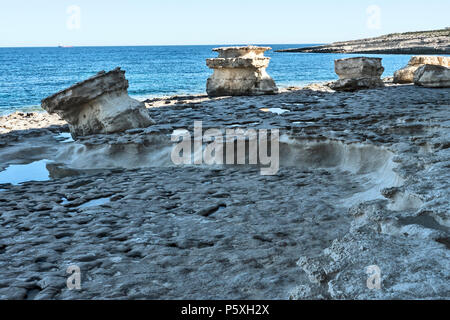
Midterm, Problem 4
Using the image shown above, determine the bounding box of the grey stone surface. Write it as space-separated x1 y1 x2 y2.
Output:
414 64 450 88
0 84 449 299
329 77 385 92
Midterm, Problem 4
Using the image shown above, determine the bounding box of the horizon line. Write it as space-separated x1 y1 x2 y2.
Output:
0 43 325 49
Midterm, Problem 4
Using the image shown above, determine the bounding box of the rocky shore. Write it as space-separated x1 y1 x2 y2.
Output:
0 82 449 299
277 29 450 54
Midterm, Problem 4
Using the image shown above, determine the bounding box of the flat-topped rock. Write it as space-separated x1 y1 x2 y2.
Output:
212 46 272 59
206 46 278 97
409 56 450 67
414 64 450 88
335 57 384 79
41 68 154 138
394 56 450 84
330 57 385 91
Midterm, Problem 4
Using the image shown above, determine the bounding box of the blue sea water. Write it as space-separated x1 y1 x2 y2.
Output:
0 45 415 115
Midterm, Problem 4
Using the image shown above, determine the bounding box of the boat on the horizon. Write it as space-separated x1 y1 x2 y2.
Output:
58 45 74 48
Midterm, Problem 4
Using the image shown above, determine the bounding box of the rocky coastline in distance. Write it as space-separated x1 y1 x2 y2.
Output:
276 28 450 54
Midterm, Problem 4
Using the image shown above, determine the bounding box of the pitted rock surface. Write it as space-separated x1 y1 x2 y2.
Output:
0 84 449 299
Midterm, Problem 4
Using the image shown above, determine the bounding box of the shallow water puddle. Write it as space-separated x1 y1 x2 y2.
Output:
0 160 51 185
55 132 74 143
398 215 449 233
228 122 260 128
293 121 317 125
78 197 111 209
260 108 289 115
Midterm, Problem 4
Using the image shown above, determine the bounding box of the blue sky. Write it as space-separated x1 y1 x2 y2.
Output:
0 0 448 47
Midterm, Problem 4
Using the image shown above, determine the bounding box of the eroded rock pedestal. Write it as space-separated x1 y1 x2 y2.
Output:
394 56 450 84
330 57 385 92
41 68 154 138
206 46 278 97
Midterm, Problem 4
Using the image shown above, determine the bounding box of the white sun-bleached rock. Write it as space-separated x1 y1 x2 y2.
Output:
206 46 278 97
330 57 385 92
335 57 385 79
414 64 450 88
394 56 450 84
41 68 154 138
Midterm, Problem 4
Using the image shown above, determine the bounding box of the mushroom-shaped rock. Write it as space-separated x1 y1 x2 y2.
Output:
330 57 385 91
41 68 154 138
206 46 278 97
414 64 450 88
394 56 450 84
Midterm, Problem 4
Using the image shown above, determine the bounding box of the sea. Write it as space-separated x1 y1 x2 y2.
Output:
0 45 415 115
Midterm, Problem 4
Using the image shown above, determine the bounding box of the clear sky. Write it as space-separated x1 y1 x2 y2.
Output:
0 0 448 47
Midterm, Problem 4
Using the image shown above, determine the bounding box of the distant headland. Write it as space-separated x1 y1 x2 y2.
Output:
276 28 450 54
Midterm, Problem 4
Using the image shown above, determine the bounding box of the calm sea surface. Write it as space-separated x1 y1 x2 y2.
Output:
0 45 415 115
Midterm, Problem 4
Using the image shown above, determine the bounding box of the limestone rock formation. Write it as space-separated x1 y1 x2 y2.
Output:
414 64 450 88
394 56 450 84
41 68 154 138
206 46 278 97
330 57 385 91
335 57 384 79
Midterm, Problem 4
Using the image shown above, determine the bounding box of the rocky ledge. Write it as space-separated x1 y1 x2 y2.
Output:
277 29 450 54
0 83 449 300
